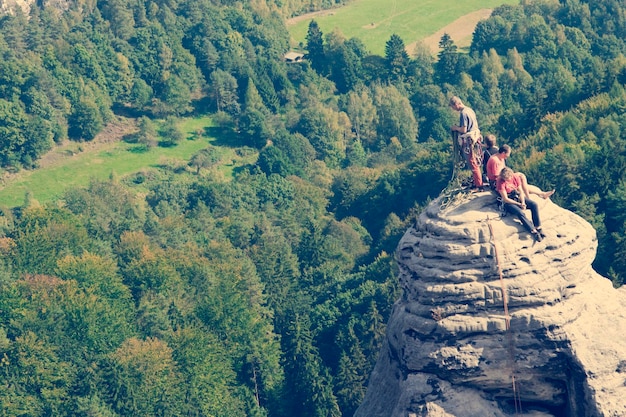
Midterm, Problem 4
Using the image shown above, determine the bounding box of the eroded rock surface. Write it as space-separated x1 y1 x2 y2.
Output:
355 192 626 417
0 0 71 16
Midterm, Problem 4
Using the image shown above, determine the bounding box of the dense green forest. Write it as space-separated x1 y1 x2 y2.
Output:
0 0 625 416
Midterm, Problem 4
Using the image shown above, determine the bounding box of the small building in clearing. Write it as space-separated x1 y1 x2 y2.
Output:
284 52 305 63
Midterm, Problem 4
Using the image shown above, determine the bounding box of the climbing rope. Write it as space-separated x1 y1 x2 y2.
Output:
487 217 523 416
439 131 484 210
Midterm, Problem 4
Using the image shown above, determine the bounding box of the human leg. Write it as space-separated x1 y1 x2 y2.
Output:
525 199 541 229
529 184 555 199
504 203 535 233
467 154 483 187
517 173 555 199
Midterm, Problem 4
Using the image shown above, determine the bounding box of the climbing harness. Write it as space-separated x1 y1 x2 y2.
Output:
487 217 523 416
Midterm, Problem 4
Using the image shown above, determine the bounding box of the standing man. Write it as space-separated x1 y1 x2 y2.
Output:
449 96 483 190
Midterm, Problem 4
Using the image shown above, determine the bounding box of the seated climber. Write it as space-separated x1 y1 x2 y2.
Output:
496 167 545 242
486 145 509 188
486 145 555 199
482 134 499 184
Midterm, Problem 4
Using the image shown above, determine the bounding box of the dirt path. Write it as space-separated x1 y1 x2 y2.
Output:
408 9 493 55
286 9 340 26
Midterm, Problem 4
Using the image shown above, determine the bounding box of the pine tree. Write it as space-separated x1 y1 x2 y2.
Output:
306 20 327 75
385 34 410 84
282 312 341 417
436 33 460 84
334 326 368 416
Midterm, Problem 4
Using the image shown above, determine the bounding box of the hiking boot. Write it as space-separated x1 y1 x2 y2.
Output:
469 185 487 192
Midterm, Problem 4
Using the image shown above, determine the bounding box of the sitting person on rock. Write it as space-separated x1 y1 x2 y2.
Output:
482 134 499 183
486 145 555 199
496 167 545 242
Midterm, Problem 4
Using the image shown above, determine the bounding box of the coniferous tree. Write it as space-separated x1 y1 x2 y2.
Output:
282 311 341 417
436 33 459 84
384 34 410 85
334 326 368 416
239 78 271 148
305 20 327 75
169 328 247 417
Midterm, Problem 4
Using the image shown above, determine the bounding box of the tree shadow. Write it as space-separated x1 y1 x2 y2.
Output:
128 145 151 154
205 126 243 148
232 164 254 176
157 140 179 148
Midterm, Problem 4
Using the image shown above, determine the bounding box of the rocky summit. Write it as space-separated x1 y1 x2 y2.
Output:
355 191 626 417
0 0 70 16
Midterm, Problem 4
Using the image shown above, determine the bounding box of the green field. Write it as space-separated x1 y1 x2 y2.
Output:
0 117 258 208
287 0 519 56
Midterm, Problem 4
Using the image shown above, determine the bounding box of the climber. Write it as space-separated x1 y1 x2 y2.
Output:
486 144 510 188
486 145 555 199
449 96 483 191
496 167 545 242
482 134 499 184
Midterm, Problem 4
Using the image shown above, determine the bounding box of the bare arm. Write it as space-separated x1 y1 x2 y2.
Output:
499 185 526 208
451 125 468 134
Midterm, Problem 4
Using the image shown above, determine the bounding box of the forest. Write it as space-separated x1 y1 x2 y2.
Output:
0 0 625 416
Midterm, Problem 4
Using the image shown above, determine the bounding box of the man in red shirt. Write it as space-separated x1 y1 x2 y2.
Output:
487 145 555 199
486 145 510 187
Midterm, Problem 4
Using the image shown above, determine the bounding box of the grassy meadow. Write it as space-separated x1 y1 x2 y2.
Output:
287 0 519 56
0 116 258 208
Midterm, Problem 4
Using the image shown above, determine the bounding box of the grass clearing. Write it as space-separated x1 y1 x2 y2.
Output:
287 0 518 55
0 116 258 208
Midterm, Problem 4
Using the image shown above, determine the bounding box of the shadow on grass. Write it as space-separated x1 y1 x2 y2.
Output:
128 145 150 154
150 162 189 174
205 126 244 148
232 165 254 176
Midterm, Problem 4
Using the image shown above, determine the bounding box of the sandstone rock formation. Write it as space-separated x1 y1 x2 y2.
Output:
0 0 70 16
355 191 626 417
0 0 32 15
